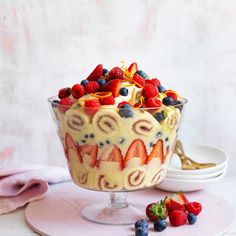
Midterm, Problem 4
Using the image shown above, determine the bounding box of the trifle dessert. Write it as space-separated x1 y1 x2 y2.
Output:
49 62 186 192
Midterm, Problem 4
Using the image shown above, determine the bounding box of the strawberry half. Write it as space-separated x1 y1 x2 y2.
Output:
124 139 147 167
146 201 168 221
79 144 98 167
65 133 82 163
86 64 103 81
128 62 138 76
100 79 122 97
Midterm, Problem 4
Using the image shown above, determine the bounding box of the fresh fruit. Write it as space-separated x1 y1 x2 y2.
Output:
135 70 148 79
146 97 162 108
102 68 109 76
154 112 165 122
58 87 71 99
135 226 148 236
128 62 138 76
166 90 177 100
71 84 85 99
147 139 164 163
119 87 129 96
162 96 173 106
100 95 115 105
145 201 168 221
142 84 158 98
165 198 186 214
58 97 73 112
86 64 103 81
100 79 122 97
65 133 82 163
186 202 202 216
154 219 167 232
158 85 166 93
187 213 197 224
109 67 124 80
84 99 101 115
167 192 189 206
97 78 106 86
79 144 98 167
84 81 100 94
132 74 145 88
80 79 89 86
118 104 134 118
124 139 148 167
151 78 161 86
169 210 187 227
117 101 131 108
135 219 148 229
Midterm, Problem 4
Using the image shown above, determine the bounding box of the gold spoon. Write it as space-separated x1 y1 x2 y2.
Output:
174 140 216 170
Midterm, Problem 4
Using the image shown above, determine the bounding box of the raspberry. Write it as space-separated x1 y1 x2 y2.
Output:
118 101 131 108
166 90 177 101
100 95 115 105
58 87 71 99
186 202 202 216
169 210 187 227
109 67 124 80
58 97 73 112
132 74 145 88
146 97 162 108
84 99 100 116
85 81 100 94
142 84 159 98
71 84 85 99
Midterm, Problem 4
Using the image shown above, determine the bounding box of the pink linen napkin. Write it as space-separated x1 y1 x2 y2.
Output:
0 166 71 215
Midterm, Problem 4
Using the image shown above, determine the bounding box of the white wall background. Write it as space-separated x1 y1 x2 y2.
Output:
0 0 236 175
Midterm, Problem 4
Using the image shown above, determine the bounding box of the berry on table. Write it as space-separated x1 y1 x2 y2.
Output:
162 96 173 106
71 84 85 99
154 219 167 232
186 202 202 216
118 104 134 118
135 226 148 236
145 201 168 222
58 87 71 99
98 78 106 86
135 219 148 229
158 85 166 93
81 79 89 86
135 70 148 79
169 210 187 227
109 67 124 80
85 81 100 94
142 84 158 99
187 213 197 225
119 87 129 96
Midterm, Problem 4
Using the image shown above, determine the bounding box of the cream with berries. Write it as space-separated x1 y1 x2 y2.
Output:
51 62 186 191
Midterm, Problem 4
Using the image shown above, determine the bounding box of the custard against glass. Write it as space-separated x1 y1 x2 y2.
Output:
48 62 187 224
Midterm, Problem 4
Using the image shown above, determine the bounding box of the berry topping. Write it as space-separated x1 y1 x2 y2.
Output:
119 87 129 96
151 78 161 86
100 95 115 105
154 112 165 122
162 96 173 106
132 74 145 88
102 68 109 76
128 62 138 76
80 79 89 86
142 84 159 98
118 104 134 118
58 97 73 112
85 81 100 94
145 201 168 221
158 85 166 93
84 99 101 115
109 67 124 80
166 90 177 100
117 101 131 108
71 84 85 99
97 78 106 86
186 202 202 216
169 210 187 227
135 70 148 79
135 226 148 236
86 64 103 81
154 219 167 232
146 97 162 108
187 213 197 225
58 87 71 99
135 219 148 229
100 79 122 97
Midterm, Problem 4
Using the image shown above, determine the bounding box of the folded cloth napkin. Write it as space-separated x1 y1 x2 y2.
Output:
0 166 71 215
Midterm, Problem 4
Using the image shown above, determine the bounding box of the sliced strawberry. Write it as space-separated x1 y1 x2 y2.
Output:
124 139 148 167
99 145 123 170
128 62 138 76
65 133 82 163
100 79 122 97
132 74 145 88
165 198 186 215
147 139 163 163
86 64 103 81
169 192 189 205
79 144 98 167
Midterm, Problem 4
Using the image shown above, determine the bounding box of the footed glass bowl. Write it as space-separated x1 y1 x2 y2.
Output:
48 96 187 225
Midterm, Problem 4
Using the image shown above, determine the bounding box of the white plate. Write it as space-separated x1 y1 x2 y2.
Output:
168 144 228 175
166 164 227 180
157 172 226 192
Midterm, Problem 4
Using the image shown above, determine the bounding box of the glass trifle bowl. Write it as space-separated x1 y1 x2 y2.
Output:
48 62 187 225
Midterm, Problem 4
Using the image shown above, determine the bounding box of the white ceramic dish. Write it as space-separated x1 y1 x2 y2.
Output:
157 171 226 192
167 144 228 175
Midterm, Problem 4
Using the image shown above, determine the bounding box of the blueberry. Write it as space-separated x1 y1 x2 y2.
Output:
158 85 166 93
163 96 173 106
119 87 129 96
81 79 89 86
135 219 148 229
188 213 197 225
98 78 106 86
154 219 167 232
154 112 165 122
52 100 59 108
135 70 148 79
119 105 134 118
102 68 109 76
135 226 148 236
121 104 132 109
172 100 183 111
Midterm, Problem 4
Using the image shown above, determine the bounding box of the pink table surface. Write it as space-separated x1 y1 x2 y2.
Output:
25 182 235 236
